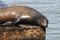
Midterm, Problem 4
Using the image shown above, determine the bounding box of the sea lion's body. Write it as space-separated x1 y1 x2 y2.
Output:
0 6 48 28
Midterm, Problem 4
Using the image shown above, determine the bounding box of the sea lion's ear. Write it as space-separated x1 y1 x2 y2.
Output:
41 19 48 27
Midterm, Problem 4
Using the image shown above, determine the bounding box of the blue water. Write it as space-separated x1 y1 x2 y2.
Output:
0 0 60 40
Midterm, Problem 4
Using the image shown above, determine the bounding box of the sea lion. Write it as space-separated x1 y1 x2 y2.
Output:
0 6 48 28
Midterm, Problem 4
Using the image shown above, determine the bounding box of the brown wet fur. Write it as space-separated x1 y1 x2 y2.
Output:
0 6 48 28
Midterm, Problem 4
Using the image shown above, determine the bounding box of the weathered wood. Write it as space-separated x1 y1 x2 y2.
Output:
0 25 45 40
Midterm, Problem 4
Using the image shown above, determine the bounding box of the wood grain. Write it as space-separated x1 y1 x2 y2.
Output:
0 25 45 40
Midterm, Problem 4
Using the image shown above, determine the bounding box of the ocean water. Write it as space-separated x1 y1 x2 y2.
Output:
1 0 60 40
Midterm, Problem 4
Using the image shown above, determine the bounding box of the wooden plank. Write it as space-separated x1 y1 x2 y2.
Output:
0 25 45 40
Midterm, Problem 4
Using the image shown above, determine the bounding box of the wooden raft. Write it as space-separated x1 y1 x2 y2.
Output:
0 25 45 40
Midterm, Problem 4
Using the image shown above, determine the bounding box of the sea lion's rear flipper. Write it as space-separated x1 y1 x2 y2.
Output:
2 19 17 26
2 21 12 26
